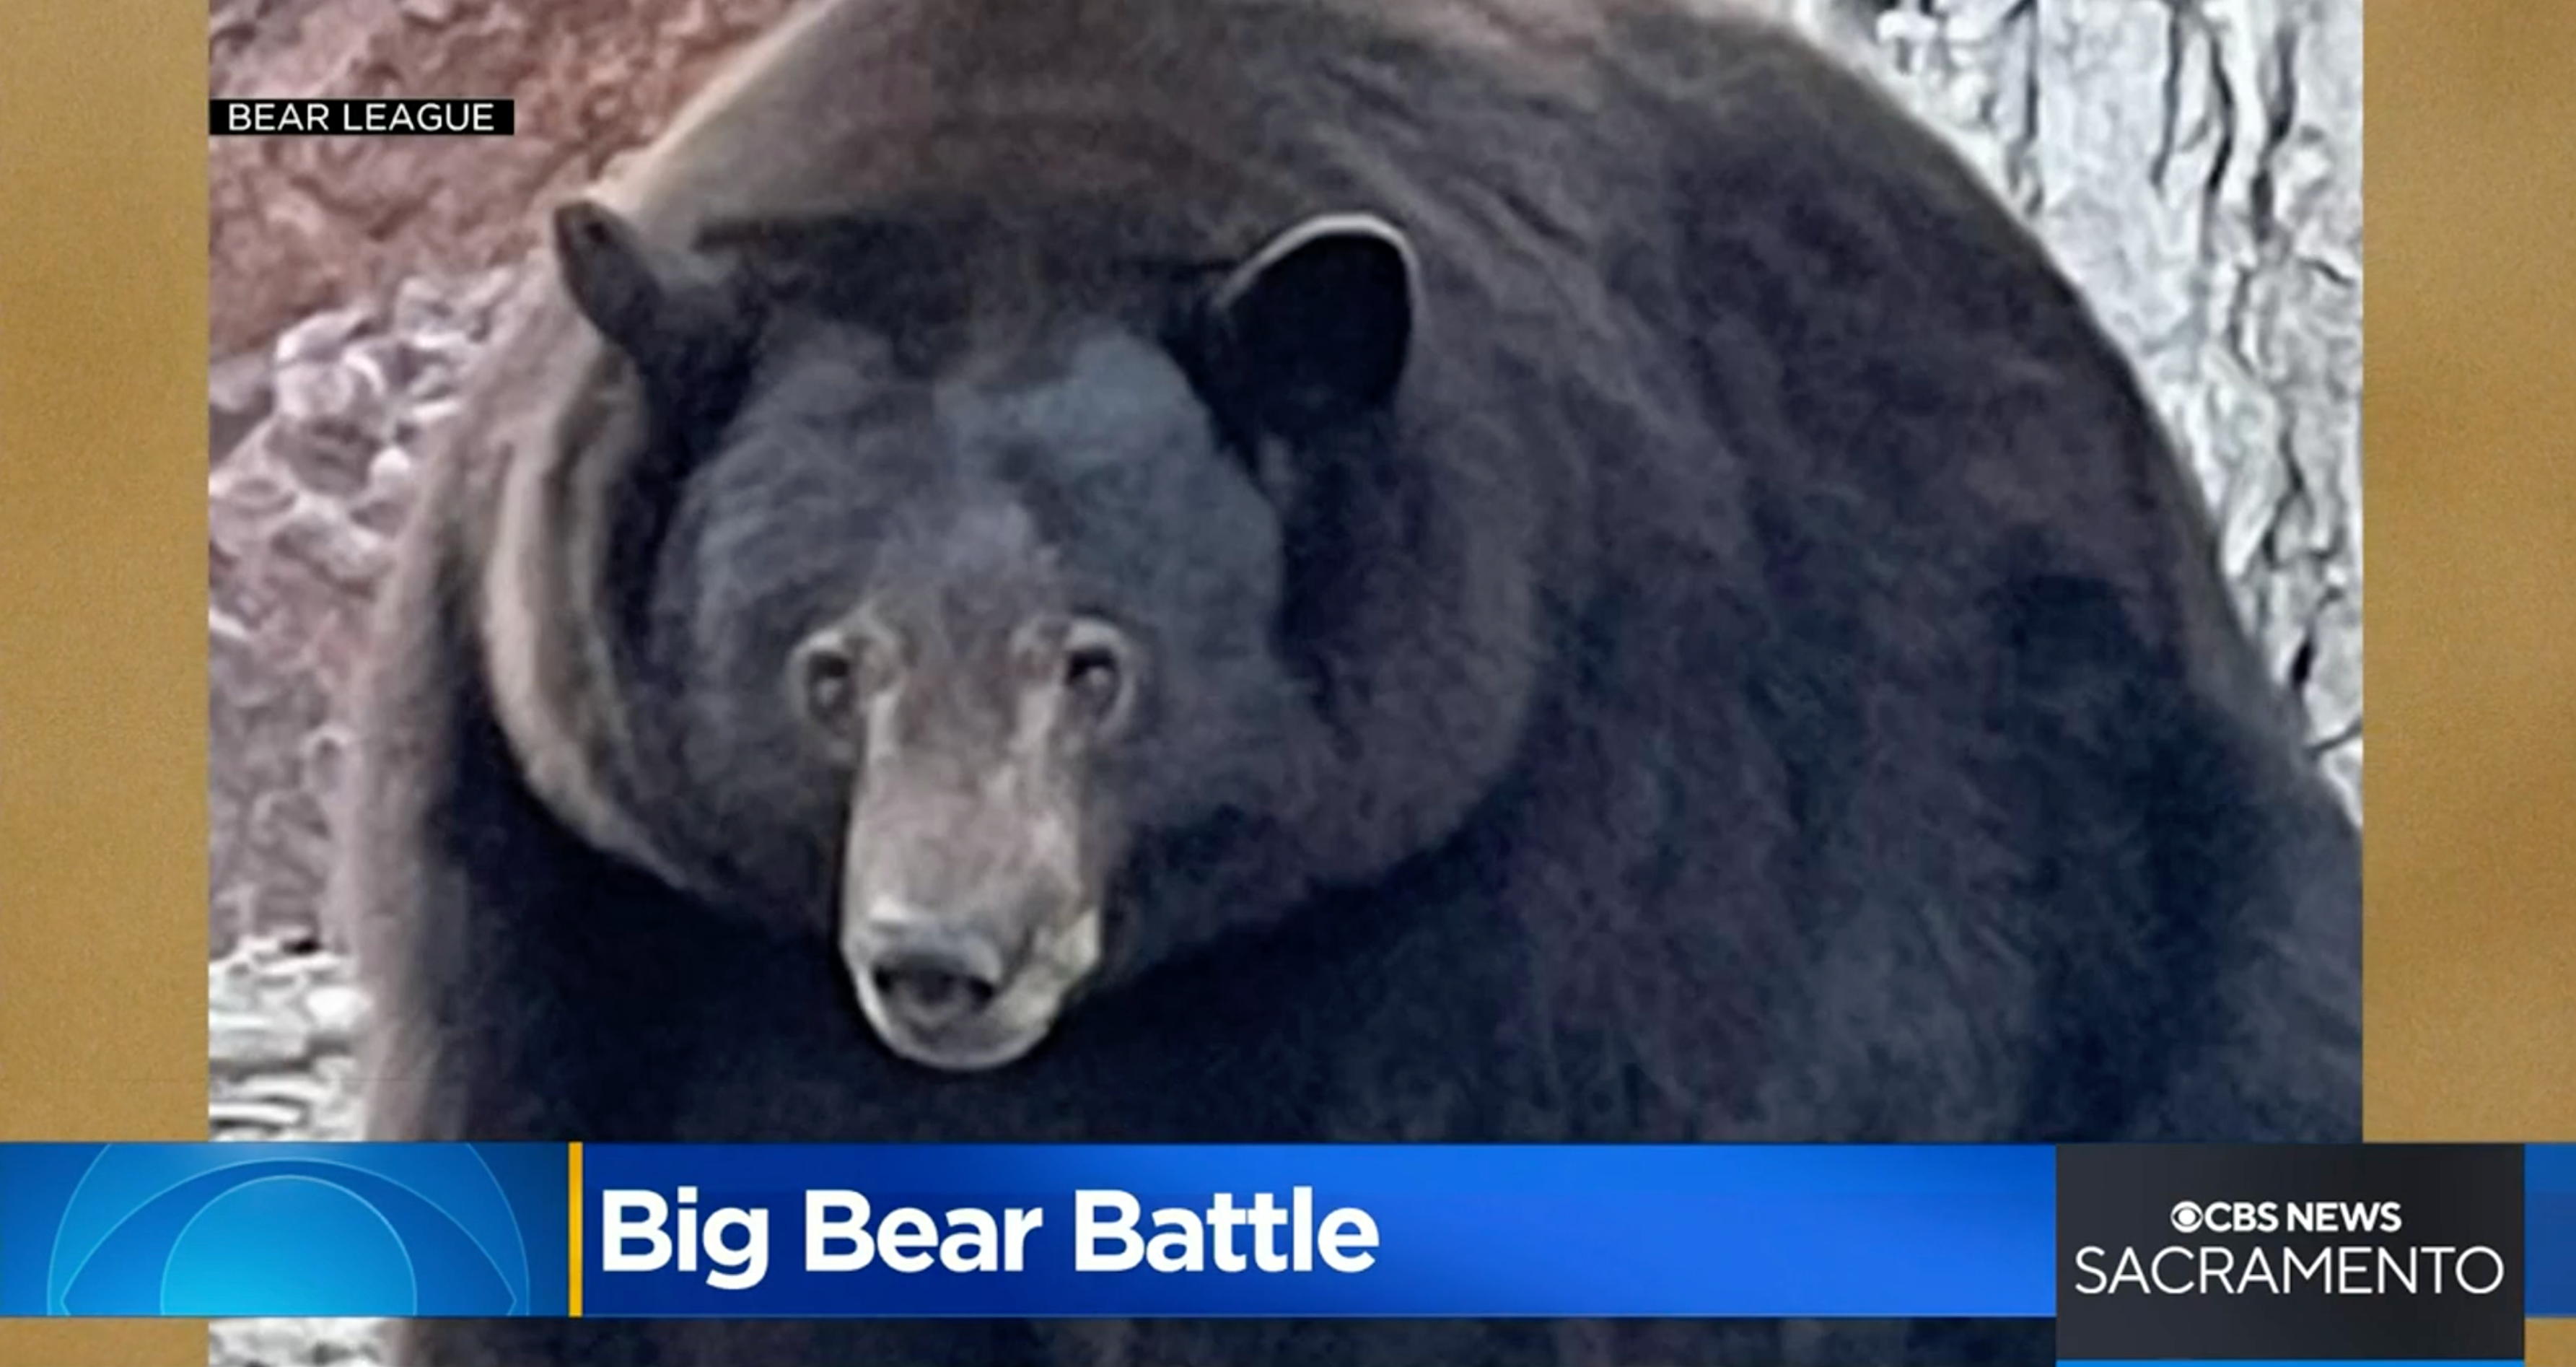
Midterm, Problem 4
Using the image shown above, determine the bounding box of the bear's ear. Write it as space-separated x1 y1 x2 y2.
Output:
1198 211 1418 439
552 198 755 419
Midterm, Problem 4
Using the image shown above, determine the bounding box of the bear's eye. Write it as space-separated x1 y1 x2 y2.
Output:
788 620 896 758
1065 647 1120 707
804 650 859 724
1060 619 1138 738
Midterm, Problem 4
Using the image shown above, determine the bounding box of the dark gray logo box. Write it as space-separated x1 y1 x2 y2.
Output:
2056 1143 2524 1361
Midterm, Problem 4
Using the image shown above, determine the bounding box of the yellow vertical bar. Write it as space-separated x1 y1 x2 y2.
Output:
569 1141 586 1317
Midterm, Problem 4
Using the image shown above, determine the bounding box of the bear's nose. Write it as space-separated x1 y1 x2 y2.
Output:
870 954 1000 1030
854 906 1009 1032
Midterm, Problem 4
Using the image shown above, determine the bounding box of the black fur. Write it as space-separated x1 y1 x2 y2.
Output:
344 1 2362 1363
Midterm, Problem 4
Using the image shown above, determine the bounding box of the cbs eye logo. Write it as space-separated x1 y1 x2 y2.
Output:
4 1143 565 1317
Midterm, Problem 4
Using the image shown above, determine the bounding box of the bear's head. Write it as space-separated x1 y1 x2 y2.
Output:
548 196 1520 1074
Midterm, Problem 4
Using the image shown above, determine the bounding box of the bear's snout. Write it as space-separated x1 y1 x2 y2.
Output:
840 886 1103 1073
851 899 1012 1032
836 782 1107 1073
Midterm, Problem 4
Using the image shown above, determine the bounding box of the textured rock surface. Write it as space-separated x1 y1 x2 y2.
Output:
208 938 381 1367
209 0 799 359
210 265 533 958
203 4 2363 1363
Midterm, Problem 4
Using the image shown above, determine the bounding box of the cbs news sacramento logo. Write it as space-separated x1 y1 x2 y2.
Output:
2054 1143 2526 1362
2126 1194 2507 1296
0 1143 569 1316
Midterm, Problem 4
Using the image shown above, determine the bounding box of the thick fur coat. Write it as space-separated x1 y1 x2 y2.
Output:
342 1 2363 1363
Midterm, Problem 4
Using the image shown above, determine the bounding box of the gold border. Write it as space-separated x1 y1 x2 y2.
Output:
0 0 212 1363
0 0 2570 1361
2361 2 2576 1358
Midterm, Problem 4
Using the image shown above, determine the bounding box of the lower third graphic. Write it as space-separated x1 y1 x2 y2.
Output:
0 1142 571 1317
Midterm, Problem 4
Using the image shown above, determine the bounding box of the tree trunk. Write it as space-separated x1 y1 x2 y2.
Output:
1787 0 2365 818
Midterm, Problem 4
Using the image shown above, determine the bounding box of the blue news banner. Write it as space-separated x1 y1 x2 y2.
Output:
0 1140 2567 1324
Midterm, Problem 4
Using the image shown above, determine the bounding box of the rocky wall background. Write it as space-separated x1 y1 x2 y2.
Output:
203 1 2363 1363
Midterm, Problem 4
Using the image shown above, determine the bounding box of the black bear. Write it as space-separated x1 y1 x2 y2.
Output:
341 0 2362 1363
